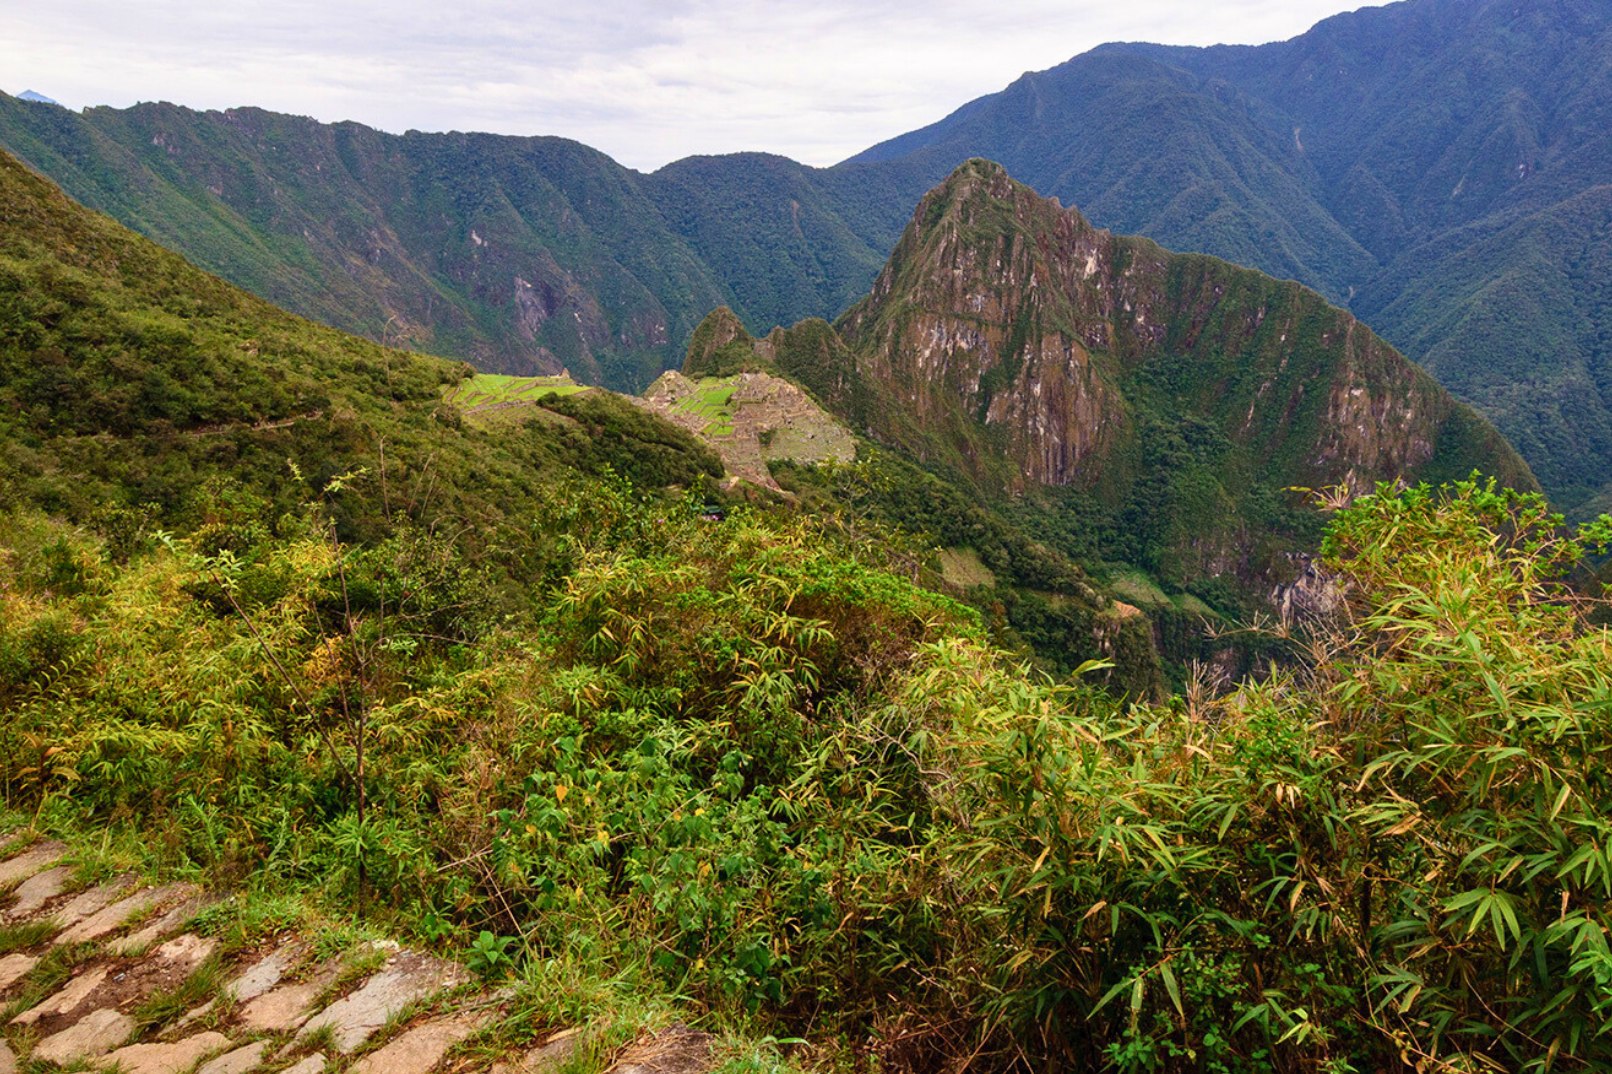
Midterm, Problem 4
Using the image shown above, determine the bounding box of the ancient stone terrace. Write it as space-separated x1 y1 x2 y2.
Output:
0 832 712 1074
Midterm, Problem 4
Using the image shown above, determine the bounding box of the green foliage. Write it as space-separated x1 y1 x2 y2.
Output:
7 445 1612 1074
467 931 520 981
773 451 1163 696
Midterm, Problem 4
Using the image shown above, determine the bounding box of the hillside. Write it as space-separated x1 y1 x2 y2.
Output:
0 96 920 391
0 143 728 556
849 0 1612 510
770 162 1532 626
3 0 1607 509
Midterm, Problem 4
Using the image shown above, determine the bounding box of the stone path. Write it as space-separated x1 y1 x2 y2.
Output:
0 833 717 1074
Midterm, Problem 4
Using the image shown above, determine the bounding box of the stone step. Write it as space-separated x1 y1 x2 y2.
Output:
12 965 111 1025
57 883 192 946
348 1010 489 1074
236 957 343 1034
5 865 71 918
228 941 305 1004
490 1028 581 1074
31 1007 138 1065
281 1052 327 1074
607 1026 713 1074
0 952 39 994
296 951 468 1054
0 842 68 889
39 876 134 931
95 1031 233 1074
108 890 212 955
194 1039 270 1074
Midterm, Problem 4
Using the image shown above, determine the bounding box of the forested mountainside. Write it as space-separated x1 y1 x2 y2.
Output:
0 147 728 551
5 133 1612 1073
2 0 1606 508
0 97 923 390
677 161 1531 681
850 0 1612 510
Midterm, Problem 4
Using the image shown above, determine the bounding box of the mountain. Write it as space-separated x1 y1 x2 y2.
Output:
0 143 723 549
647 163 1530 687
16 91 59 106
1 0 1604 508
0 95 921 391
849 0 1612 510
770 161 1533 618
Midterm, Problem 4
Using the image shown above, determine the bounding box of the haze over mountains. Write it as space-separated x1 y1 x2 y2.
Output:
1 0 1607 510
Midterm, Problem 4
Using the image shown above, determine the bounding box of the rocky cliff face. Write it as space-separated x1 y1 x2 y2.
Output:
820 160 1534 500
767 160 1534 636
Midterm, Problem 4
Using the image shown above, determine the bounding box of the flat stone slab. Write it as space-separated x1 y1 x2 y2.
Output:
57 883 190 946
491 1029 581 1074
6 865 71 918
0 952 39 993
349 1011 488 1074
108 892 211 955
194 1040 269 1074
0 843 67 889
32 1007 137 1065
229 942 304 1003
0 1038 15 1074
237 957 342 1034
281 1053 326 1074
298 952 468 1053
95 1031 232 1074
42 877 131 930
13 965 109 1024
608 1027 713 1074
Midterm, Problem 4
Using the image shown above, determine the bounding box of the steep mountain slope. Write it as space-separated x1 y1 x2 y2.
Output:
0 144 722 543
0 96 921 391
776 161 1533 606
848 51 1374 301
848 0 1612 510
3 0 1603 508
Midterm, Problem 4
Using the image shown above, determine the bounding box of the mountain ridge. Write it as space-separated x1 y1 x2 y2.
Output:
2 0 1607 505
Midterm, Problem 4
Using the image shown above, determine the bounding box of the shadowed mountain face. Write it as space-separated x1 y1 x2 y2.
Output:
1 0 1606 506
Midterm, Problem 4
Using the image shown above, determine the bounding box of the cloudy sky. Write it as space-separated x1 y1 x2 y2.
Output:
5 0 1367 171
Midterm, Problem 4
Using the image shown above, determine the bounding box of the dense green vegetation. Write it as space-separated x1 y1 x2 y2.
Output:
850 0 1612 512
9 451 1612 1072
774 450 1161 697
4 107 1612 1073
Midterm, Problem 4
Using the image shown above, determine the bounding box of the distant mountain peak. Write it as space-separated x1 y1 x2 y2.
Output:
16 90 60 106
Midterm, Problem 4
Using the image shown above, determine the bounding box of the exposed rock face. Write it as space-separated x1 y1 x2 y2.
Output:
826 159 1534 498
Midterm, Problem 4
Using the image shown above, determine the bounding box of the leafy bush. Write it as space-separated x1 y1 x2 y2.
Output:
4 478 1610 1072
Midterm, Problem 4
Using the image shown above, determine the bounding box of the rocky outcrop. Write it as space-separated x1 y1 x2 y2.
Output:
824 159 1534 499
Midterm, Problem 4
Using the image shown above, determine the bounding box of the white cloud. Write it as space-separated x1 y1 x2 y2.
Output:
1 0 1368 170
